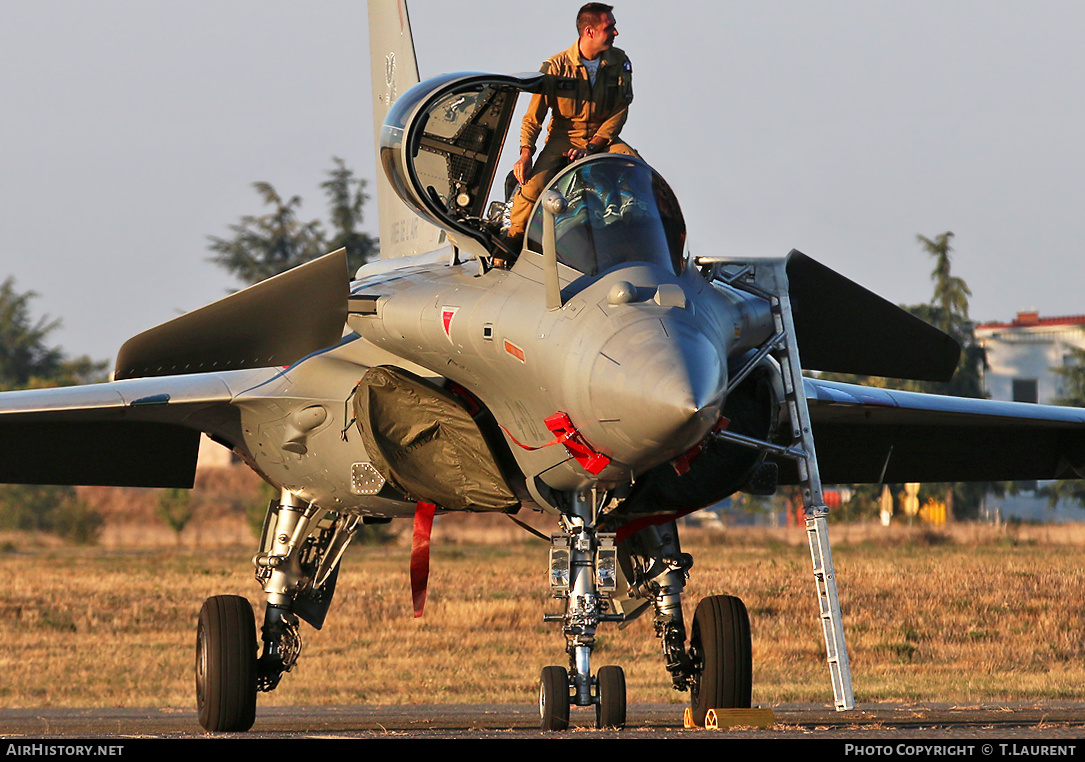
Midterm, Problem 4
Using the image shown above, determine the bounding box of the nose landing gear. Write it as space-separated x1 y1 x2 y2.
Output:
538 663 627 731
541 490 627 730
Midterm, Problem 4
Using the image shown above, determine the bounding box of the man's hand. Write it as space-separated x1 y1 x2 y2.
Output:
563 140 606 162
513 149 533 185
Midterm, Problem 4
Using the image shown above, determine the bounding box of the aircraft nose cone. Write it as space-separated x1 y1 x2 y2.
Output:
586 317 726 466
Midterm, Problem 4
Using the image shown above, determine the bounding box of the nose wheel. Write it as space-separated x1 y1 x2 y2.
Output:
539 664 627 730
539 665 570 730
595 665 626 729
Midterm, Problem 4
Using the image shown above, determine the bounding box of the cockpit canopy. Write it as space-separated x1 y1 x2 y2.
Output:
525 156 687 276
380 72 686 270
380 72 543 255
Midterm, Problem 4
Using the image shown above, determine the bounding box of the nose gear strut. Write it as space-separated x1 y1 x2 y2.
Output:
541 489 626 730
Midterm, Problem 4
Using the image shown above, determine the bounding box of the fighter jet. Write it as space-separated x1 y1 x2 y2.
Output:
3 0 1085 733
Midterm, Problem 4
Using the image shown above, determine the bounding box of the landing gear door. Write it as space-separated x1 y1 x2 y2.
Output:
380 72 544 255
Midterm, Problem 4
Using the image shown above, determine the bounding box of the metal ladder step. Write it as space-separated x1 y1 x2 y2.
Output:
779 317 855 709
700 256 855 711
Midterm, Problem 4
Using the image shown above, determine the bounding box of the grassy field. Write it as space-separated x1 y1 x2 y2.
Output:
2 521 1085 710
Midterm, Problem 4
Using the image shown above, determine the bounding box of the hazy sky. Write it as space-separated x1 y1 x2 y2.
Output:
3 0 1084 364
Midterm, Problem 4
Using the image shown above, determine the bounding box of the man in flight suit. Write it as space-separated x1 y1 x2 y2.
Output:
504 3 637 252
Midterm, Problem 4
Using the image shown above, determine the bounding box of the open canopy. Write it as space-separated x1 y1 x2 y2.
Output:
380 72 542 252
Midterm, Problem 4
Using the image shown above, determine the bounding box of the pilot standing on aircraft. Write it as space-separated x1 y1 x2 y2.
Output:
503 3 637 252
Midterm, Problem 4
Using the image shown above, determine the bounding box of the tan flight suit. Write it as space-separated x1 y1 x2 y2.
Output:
506 42 637 241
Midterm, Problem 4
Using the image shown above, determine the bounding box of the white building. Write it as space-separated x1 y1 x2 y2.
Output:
974 311 1085 523
196 433 236 470
975 311 1085 405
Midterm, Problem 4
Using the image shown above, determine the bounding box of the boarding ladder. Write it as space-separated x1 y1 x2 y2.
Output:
698 255 855 712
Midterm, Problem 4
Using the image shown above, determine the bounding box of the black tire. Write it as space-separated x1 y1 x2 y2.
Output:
689 594 751 726
595 665 626 729
539 665 570 731
196 595 258 732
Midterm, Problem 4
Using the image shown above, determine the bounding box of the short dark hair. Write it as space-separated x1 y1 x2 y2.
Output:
577 3 614 35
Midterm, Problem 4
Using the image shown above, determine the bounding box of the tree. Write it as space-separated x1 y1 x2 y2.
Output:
0 484 103 545
917 232 971 334
0 277 62 389
157 488 196 547
1052 346 1085 408
1038 346 1085 509
900 303 987 400
821 232 984 399
912 232 986 399
208 157 379 287
321 157 379 274
823 232 989 520
207 182 326 286
0 279 108 543
0 277 107 391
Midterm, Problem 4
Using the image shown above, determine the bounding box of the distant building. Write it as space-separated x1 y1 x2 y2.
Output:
975 311 1085 405
975 311 1085 523
196 433 236 470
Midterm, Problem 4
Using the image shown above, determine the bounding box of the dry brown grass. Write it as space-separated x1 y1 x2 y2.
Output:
3 520 1085 710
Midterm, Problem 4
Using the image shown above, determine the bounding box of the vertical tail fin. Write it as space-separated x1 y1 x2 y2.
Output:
368 0 446 259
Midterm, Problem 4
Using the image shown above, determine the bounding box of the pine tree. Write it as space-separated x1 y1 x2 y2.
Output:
208 158 379 286
0 277 106 391
822 232 988 519
321 157 379 275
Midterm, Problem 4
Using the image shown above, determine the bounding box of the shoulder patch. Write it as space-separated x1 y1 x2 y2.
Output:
623 61 632 72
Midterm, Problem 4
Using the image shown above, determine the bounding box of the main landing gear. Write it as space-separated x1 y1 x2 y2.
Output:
540 490 752 731
196 489 359 732
688 594 752 727
195 595 257 733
